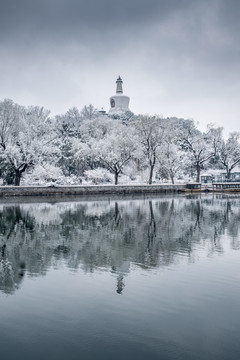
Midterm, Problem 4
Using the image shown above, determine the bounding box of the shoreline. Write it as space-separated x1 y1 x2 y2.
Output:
0 184 186 197
1 183 240 198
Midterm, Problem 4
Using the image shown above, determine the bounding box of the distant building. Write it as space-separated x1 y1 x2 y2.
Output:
98 108 107 116
108 76 132 119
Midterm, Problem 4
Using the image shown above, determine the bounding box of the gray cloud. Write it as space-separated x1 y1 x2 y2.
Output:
1 0 239 64
0 0 240 133
0 0 186 33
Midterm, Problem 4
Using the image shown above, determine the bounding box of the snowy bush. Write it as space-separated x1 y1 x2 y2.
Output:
84 168 114 184
23 164 83 185
22 164 64 185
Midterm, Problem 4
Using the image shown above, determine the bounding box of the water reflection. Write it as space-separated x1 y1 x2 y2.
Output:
1 194 240 295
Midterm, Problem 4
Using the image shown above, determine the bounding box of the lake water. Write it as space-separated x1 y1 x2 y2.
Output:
0 194 240 360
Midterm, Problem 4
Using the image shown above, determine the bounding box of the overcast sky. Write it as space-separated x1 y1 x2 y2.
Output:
0 0 239 133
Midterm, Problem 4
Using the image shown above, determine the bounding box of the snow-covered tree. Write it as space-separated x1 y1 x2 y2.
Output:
217 132 240 179
178 120 216 182
108 109 134 122
0 99 20 183
58 107 82 126
159 142 188 184
55 112 80 177
88 119 136 184
0 101 59 185
72 117 117 174
133 116 165 184
0 99 19 150
55 107 82 139
80 116 115 142
81 104 98 120
71 117 137 184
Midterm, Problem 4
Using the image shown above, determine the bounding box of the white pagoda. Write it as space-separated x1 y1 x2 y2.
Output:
108 76 130 116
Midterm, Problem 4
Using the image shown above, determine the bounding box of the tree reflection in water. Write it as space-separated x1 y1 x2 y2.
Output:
1 194 240 294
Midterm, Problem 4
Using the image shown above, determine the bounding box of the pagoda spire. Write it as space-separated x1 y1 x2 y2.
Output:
116 76 123 94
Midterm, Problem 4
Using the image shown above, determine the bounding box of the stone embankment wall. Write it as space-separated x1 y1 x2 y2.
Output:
0 184 186 197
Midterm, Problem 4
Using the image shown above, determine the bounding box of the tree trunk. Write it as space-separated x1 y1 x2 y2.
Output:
14 164 28 186
15 170 21 186
170 172 175 184
136 158 141 172
114 171 119 185
149 165 154 184
196 164 201 183
226 166 231 180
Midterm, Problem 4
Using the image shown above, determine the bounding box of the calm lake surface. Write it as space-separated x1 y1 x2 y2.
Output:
0 194 240 360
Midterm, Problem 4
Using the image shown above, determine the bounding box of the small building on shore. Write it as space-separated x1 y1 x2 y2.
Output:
201 172 240 183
